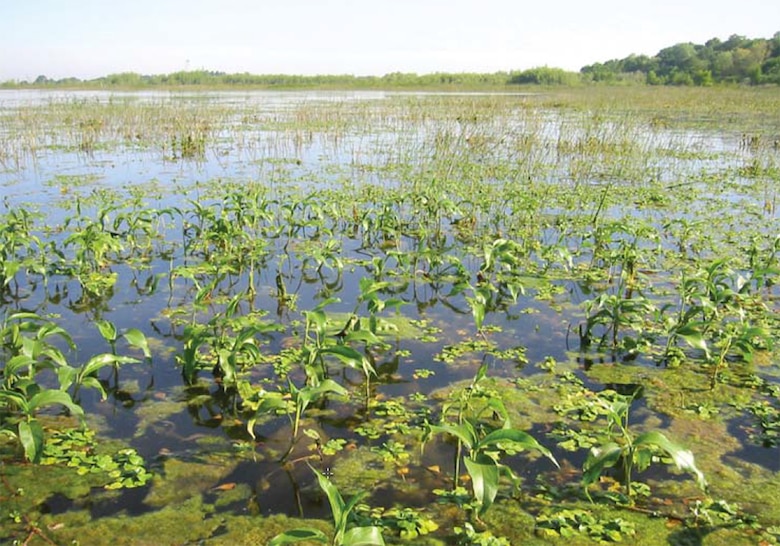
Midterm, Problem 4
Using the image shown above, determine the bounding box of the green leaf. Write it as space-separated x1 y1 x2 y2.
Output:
675 322 711 360
297 379 349 416
312 466 346 534
123 328 152 358
4 354 36 381
583 442 623 488
464 454 500 516
466 295 486 331
18 419 44 463
427 422 477 452
0 389 29 414
320 346 374 376
28 389 84 417
472 359 490 386
56 366 78 393
79 376 108 400
268 528 328 545
81 353 138 378
95 319 117 343
343 329 383 346
633 431 707 490
305 309 328 336
342 526 386 546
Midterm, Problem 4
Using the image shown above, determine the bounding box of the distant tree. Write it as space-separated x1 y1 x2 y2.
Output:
510 66 580 85
104 72 144 86
646 70 665 85
622 54 658 74
657 43 703 78
712 51 735 79
771 32 780 57
670 70 694 86
762 56 780 83
692 69 714 86
719 34 751 51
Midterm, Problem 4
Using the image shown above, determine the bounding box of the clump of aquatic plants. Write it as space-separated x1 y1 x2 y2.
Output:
581 390 707 503
0 312 150 462
0 312 84 463
41 428 152 489
658 258 773 387
424 361 558 519
535 507 636 542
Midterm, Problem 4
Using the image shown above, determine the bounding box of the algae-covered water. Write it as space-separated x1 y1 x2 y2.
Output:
1 87 779 545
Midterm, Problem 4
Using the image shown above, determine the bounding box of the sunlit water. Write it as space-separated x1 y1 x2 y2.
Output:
1 90 777 524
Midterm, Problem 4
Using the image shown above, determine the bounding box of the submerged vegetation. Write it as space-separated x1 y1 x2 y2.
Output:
0 86 779 544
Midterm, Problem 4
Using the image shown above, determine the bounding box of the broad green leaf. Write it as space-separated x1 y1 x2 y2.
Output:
472 359 490 386
312 466 345 534
35 322 75 349
320 345 371 373
675 322 711 360
313 297 341 311
217 349 237 385
582 442 623 488
310 378 349 398
297 379 348 415
358 277 391 297
28 389 84 417
268 528 328 545
464 454 500 516
79 376 108 400
342 526 386 546
6 312 44 323
81 353 138 377
56 366 78 393
123 328 152 358
343 329 383 346
485 397 509 423
340 489 370 536
95 319 117 342
634 431 707 490
18 419 44 463
427 422 477 451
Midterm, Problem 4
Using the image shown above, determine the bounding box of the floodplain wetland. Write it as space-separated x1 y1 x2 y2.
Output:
1 86 780 545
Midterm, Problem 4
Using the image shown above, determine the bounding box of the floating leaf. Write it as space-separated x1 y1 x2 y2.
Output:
268 529 328 545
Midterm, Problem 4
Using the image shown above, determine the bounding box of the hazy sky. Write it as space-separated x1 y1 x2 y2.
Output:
1 0 778 81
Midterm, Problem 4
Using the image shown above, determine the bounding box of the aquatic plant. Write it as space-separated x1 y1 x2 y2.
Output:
582 392 707 502
269 466 386 545
425 361 558 518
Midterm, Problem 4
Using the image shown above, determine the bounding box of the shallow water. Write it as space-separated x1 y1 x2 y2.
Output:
1 89 778 543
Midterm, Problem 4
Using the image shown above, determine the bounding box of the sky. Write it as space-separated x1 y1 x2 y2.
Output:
1 0 778 81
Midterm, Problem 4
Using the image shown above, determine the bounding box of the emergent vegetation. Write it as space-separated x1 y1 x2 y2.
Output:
0 86 779 545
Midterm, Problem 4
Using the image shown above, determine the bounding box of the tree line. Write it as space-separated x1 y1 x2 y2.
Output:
581 32 780 85
3 32 778 89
